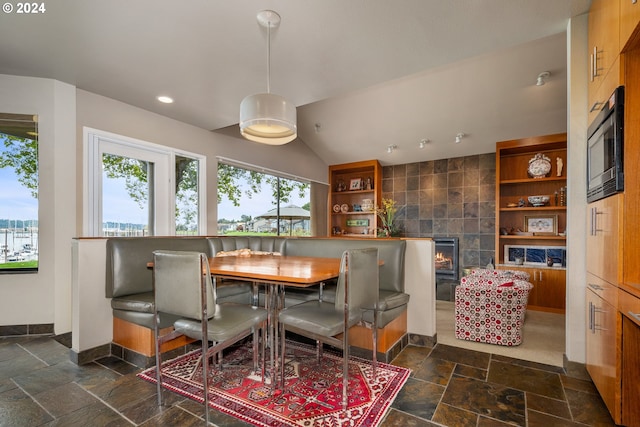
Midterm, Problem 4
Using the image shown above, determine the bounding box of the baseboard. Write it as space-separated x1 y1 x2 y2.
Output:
0 323 54 336
350 333 409 363
111 341 198 369
408 332 437 348
564 353 591 380
70 343 111 365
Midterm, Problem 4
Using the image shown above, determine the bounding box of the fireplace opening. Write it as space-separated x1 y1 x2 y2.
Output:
434 237 459 281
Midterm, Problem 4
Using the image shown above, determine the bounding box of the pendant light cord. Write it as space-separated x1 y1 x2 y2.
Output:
266 18 271 94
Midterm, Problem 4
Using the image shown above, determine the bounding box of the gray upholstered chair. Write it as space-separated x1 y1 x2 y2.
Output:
278 247 379 409
152 250 268 424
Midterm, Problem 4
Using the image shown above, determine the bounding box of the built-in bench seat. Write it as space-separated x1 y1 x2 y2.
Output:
105 235 409 364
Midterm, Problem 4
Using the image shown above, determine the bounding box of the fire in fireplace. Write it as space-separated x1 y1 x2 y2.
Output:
434 237 459 281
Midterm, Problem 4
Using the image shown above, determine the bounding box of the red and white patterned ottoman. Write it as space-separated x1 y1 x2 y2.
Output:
461 268 530 283
454 277 533 346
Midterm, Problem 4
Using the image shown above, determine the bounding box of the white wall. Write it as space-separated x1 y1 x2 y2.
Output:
404 239 436 337
0 75 76 334
71 239 110 352
565 14 589 363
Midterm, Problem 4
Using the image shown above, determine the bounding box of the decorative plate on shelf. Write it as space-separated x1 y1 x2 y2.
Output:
333 204 341 213
340 203 349 213
528 153 551 179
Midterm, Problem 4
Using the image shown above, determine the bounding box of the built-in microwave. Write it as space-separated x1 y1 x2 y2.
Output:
587 85 624 203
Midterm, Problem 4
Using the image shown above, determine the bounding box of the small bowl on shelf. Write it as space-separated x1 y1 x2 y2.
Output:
527 195 549 207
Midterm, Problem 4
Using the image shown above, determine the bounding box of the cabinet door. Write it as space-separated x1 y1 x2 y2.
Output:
496 266 565 313
622 315 640 426
533 269 566 312
586 288 621 423
589 0 620 86
588 56 621 126
586 194 623 285
620 0 640 51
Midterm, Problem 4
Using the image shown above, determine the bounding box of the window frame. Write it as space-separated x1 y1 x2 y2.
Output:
83 128 206 237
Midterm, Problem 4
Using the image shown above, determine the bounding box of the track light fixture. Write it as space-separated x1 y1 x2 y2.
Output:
387 144 398 154
455 133 465 143
536 71 550 86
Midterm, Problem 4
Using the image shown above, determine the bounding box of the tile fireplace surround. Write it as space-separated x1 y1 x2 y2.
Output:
382 153 496 275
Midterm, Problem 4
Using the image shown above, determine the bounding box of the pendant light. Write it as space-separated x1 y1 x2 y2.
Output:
240 10 297 145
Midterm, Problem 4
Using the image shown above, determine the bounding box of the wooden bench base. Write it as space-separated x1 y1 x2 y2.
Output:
113 309 407 359
113 317 194 357
338 310 407 353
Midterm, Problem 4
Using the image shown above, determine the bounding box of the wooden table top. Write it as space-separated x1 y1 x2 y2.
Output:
208 255 341 287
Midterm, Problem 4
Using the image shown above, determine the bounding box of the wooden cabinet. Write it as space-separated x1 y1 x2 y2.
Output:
494 133 567 312
588 0 622 125
618 288 640 427
328 160 381 238
589 0 620 93
586 274 622 424
620 0 640 51
498 266 565 313
586 194 624 286
588 56 622 125
621 310 640 427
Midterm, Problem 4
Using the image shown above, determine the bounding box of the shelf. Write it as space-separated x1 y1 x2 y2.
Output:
332 211 375 215
499 206 567 212
500 177 567 185
499 235 566 240
332 189 375 195
329 160 381 237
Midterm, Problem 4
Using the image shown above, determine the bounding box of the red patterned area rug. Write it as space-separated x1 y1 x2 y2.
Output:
138 341 410 426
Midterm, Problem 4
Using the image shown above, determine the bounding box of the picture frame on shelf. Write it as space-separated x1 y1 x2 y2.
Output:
346 219 369 227
524 214 557 235
349 178 362 190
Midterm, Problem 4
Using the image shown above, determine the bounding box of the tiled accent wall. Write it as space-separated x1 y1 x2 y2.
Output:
382 153 496 272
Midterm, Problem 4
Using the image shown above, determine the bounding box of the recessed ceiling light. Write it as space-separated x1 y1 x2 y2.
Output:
157 96 174 104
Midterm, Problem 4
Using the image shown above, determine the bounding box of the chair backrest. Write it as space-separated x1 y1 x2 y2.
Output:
152 250 216 320
335 248 379 317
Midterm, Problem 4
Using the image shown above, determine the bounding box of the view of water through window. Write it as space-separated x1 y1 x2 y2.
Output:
0 113 39 271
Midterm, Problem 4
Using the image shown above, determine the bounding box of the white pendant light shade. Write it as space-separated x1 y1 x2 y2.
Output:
239 10 297 145
240 92 297 145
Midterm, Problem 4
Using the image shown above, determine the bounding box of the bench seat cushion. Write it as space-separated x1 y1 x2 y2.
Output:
111 292 155 313
377 290 410 311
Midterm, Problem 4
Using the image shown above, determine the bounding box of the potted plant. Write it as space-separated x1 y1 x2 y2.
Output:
375 198 403 237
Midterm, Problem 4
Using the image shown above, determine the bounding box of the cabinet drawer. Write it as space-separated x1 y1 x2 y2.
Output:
587 273 618 306
619 287 640 327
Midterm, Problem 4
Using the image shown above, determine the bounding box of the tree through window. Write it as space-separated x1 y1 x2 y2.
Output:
0 113 39 272
217 162 311 236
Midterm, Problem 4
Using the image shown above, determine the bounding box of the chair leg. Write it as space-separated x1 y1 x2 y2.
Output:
260 322 266 384
372 310 378 379
201 337 210 425
342 334 349 410
154 315 163 407
280 321 286 389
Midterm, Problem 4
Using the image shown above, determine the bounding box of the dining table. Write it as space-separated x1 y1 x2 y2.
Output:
207 254 342 389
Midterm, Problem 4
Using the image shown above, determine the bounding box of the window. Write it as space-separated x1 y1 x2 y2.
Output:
85 129 206 236
217 161 310 236
0 113 39 272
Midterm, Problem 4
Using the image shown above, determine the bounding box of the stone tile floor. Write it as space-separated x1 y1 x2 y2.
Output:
0 335 616 426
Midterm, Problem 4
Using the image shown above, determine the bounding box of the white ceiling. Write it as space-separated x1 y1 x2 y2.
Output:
0 0 591 166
